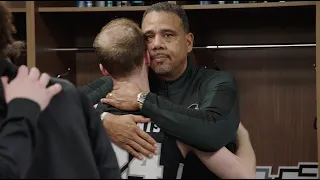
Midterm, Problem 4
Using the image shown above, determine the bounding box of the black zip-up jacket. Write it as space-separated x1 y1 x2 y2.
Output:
79 60 240 152
80 60 240 178
0 60 121 179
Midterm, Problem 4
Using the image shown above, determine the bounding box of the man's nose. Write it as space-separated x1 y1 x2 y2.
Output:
152 35 165 49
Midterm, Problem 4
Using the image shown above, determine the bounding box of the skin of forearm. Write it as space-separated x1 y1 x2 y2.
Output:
194 148 255 179
176 140 254 179
235 134 256 178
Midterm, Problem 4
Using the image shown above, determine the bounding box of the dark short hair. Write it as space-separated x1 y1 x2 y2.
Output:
93 18 146 79
0 2 16 59
143 2 190 33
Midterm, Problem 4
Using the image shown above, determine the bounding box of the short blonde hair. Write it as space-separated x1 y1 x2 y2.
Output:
93 18 146 79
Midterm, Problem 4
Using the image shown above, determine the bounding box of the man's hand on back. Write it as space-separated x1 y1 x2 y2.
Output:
103 113 158 160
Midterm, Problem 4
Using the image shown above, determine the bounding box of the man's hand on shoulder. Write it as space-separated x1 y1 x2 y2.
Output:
101 81 141 111
102 113 158 160
1 65 62 111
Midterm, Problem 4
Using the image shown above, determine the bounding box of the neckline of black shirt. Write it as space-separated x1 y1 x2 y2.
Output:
149 58 195 96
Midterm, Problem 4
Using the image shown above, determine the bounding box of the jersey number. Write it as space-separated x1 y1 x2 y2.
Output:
112 143 164 179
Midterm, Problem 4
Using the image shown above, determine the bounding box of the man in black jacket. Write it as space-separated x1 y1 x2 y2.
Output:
80 2 240 179
0 2 121 179
93 17 255 179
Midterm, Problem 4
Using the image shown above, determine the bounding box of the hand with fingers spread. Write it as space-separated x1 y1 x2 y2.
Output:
1 65 62 111
101 81 142 111
103 113 158 160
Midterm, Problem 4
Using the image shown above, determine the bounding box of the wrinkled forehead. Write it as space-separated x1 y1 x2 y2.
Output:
142 11 183 34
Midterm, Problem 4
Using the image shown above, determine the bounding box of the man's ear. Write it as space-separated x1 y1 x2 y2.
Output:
144 50 151 67
186 32 194 53
99 63 111 77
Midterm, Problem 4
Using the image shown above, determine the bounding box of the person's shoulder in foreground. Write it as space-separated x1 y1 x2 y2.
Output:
24 76 121 179
0 1 118 178
0 64 63 179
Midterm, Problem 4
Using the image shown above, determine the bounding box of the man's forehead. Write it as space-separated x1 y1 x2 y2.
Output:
142 11 181 32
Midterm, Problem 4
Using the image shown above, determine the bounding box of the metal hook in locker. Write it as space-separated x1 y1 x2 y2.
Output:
56 68 71 78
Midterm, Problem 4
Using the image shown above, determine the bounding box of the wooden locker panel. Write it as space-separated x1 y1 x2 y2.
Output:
316 0 320 176
188 4 317 173
194 48 316 169
33 11 76 82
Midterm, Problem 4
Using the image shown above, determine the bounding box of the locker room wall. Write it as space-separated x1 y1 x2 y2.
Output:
7 1 320 176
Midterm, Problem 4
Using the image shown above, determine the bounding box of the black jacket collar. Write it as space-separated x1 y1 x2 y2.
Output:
149 58 195 95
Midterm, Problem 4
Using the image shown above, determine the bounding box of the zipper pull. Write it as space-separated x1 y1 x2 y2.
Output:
164 82 169 97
